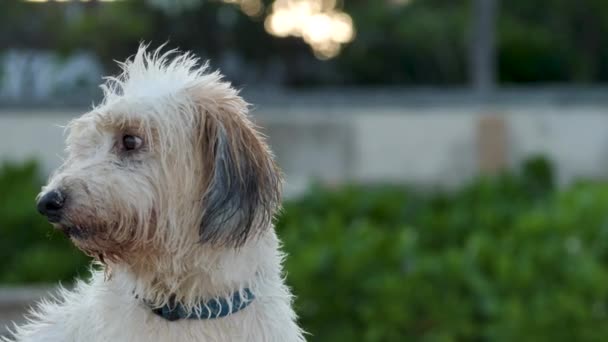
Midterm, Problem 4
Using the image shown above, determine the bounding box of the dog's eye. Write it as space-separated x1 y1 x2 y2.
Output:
122 135 143 151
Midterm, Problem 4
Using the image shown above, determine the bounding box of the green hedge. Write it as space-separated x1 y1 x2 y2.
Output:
0 161 89 284
277 158 608 341
3 159 608 341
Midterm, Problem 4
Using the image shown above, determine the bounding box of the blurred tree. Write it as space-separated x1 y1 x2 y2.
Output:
470 0 498 95
499 0 608 83
3 0 608 86
57 1 156 70
339 0 469 85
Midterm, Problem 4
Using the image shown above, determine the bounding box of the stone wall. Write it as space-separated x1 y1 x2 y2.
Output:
1 101 608 195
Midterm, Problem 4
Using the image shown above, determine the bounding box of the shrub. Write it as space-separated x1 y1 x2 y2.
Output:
277 158 608 341
4 158 608 341
0 161 90 284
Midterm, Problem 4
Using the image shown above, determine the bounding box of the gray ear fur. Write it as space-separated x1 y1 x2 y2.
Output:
199 112 282 247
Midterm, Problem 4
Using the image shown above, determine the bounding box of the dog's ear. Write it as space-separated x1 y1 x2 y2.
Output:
198 95 282 247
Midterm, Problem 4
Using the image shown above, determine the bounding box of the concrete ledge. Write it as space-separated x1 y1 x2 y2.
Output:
1 102 608 196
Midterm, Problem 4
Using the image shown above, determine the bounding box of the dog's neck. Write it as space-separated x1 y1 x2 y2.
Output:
107 229 280 309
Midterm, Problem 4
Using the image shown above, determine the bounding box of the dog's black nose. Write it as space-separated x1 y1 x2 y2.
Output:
37 190 66 222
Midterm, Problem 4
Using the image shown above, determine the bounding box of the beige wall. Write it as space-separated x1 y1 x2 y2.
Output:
1 104 608 196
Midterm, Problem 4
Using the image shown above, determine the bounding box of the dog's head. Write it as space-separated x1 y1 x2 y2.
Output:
36 46 282 263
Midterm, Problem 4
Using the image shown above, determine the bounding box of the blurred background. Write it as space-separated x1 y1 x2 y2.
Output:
3 0 608 340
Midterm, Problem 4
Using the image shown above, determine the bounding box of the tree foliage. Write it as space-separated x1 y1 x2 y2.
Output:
3 0 608 85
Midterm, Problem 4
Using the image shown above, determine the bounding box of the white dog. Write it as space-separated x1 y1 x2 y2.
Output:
4 46 305 342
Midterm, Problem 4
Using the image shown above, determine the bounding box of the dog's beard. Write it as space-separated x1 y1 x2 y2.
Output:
54 215 143 264
72 231 137 264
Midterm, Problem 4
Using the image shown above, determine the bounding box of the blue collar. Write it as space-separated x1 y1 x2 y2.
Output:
147 288 255 321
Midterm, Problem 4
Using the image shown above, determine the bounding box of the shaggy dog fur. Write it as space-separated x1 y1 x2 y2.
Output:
3 46 305 342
